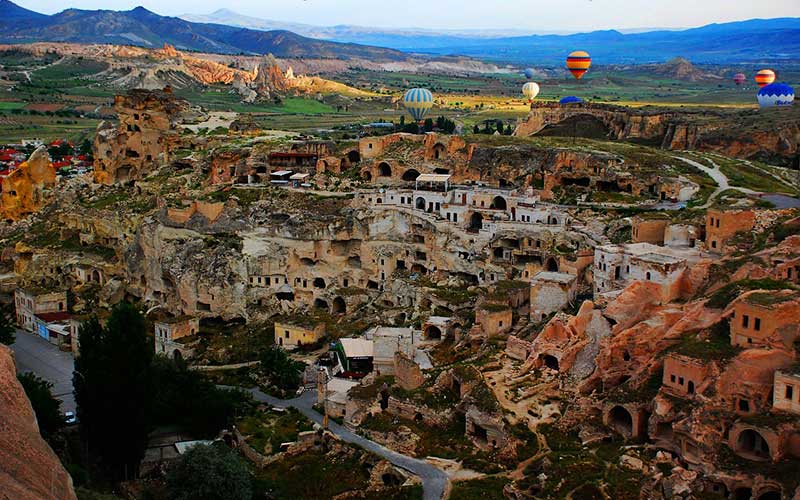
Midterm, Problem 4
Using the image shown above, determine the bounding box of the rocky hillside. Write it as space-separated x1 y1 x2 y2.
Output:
0 2 409 61
0 345 77 500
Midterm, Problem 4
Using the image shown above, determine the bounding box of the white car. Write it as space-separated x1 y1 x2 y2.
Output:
64 411 77 425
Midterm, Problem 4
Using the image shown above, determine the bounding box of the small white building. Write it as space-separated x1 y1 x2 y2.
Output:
530 271 578 321
368 326 416 376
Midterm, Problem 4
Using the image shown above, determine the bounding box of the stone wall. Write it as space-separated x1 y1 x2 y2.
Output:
394 351 424 390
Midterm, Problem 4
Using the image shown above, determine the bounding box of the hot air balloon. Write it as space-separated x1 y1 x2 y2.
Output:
402 88 433 122
733 73 746 86
522 82 540 102
757 83 794 108
524 68 535 79
566 51 591 80
755 69 776 88
559 96 583 105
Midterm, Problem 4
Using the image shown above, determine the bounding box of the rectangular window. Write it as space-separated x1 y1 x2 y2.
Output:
742 315 749 328
670 374 676 383
786 385 794 400
284 331 290 338
679 377 684 385
754 318 761 331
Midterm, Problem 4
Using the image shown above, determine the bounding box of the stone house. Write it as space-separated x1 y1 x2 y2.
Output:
370 326 416 376
729 290 800 348
475 303 512 337
394 351 425 390
529 271 577 322
662 354 710 398
631 216 670 245
465 406 507 449
705 208 755 253
154 315 199 359
14 288 67 333
773 371 800 415
593 242 702 301
274 320 326 350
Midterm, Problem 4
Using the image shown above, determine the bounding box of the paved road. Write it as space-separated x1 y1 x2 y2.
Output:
10 329 76 413
245 388 450 500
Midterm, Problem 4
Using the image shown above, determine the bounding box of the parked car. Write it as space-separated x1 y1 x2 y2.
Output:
64 411 77 425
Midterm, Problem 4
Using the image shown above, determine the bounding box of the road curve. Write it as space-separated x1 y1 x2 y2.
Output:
244 388 450 500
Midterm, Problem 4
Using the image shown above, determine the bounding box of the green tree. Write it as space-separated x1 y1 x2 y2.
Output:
260 345 303 392
423 118 434 132
497 121 505 134
149 356 247 438
472 124 480 134
18 372 63 441
399 115 405 127
0 304 15 345
74 303 153 480
166 443 251 500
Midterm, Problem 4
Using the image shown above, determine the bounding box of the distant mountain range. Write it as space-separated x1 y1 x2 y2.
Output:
0 0 408 61
182 9 800 65
1 1 798 65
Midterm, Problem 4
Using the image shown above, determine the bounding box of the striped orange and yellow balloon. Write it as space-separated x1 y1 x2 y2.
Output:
755 69 776 88
566 51 592 80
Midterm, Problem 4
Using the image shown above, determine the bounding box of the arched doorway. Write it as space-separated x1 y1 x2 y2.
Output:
546 257 559 272
432 143 446 160
332 296 346 315
416 197 426 210
608 406 633 437
362 171 372 181
347 151 360 164
736 429 770 460
541 354 559 371
313 278 326 289
491 196 507 210
313 298 329 310
424 325 442 340
378 162 392 177
758 491 781 500
402 169 420 181
469 212 483 231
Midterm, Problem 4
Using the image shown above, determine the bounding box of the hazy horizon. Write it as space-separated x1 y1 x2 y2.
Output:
13 0 800 33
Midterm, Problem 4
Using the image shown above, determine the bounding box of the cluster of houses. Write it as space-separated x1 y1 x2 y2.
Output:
0 139 92 185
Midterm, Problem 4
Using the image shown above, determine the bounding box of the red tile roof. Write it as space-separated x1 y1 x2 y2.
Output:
35 312 71 323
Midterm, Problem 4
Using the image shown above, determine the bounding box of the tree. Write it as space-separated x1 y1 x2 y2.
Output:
423 118 434 133
166 443 251 500
74 303 153 480
497 121 505 134
0 304 15 345
149 356 247 438
472 124 480 134
18 372 63 441
399 115 405 127
260 345 303 393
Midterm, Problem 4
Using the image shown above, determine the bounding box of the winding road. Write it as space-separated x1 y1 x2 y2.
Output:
675 155 757 208
244 388 450 500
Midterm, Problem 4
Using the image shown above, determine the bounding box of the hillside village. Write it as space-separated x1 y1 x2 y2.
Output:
1 85 799 500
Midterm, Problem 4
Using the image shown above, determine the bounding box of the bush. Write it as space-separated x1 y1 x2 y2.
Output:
166 443 251 500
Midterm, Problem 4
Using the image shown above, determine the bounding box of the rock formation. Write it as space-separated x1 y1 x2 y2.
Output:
0 146 57 220
0 345 77 500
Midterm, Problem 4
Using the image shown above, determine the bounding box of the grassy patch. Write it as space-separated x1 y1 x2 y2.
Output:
450 476 510 500
666 321 740 362
706 279 797 309
236 407 314 455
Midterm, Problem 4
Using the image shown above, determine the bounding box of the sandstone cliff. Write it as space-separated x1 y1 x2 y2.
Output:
0 146 57 221
0 345 77 500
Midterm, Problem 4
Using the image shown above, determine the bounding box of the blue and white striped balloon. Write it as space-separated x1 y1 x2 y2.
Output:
757 83 794 108
403 88 434 121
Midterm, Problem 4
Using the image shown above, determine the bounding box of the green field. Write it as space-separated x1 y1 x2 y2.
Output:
0 102 26 110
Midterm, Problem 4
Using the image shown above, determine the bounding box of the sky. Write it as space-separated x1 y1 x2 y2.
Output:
14 0 800 32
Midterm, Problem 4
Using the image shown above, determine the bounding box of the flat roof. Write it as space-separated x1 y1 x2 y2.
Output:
426 316 451 326
416 173 451 183
371 326 413 338
339 338 374 358
531 271 576 284
633 252 686 265
289 173 310 180
270 170 293 176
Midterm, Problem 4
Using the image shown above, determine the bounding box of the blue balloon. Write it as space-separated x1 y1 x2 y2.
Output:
559 96 584 104
757 83 794 108
524 68 535 79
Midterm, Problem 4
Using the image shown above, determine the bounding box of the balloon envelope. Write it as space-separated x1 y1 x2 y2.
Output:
733 73 746 85
757 83 794 108
403 88 434 121
755 69 776 88
522 82 540 100
566 51 591 80
524 68 535 79
559 96 583 104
